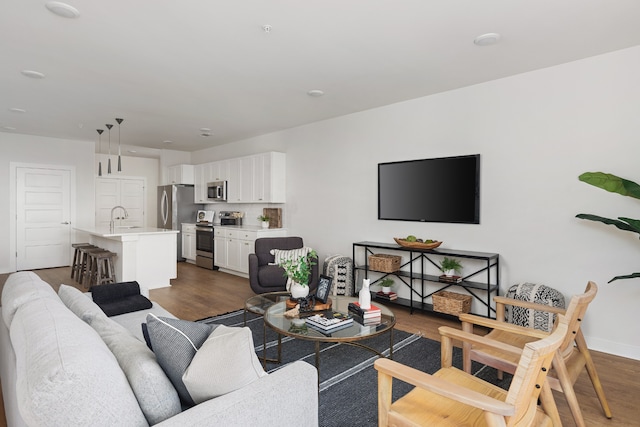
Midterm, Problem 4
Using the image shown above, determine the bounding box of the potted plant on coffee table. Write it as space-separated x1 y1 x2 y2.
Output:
278 250 318 299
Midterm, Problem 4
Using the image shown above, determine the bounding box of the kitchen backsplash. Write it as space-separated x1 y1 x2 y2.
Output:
204 203 284 227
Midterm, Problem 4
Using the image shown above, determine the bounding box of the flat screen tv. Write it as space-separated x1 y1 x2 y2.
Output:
378 154 480 224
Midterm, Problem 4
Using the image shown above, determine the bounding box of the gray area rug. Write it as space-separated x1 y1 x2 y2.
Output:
199 310 512 427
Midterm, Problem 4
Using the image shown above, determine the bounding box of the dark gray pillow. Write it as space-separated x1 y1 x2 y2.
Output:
145 314 214 406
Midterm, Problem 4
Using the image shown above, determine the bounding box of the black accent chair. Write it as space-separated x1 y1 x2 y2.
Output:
248 237 318 294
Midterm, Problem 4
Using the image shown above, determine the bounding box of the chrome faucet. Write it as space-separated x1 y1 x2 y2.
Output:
110 205 129 231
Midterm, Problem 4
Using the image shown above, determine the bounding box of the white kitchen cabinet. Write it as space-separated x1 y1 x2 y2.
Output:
181 223 196 262
95 177 145 228
214 226 286 276
194 152 286 204
166 164 194 185
193 164 207 203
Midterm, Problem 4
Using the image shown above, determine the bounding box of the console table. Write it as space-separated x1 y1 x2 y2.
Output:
352 241 500 318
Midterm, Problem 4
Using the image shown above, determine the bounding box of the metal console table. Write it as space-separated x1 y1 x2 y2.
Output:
352 241 500 318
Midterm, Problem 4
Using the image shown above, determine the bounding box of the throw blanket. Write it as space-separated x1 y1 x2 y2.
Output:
91 281 152 317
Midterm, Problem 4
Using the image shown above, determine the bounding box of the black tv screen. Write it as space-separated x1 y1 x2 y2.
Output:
378 154 480 224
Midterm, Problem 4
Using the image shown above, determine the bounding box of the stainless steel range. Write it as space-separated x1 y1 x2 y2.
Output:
195 211 216 270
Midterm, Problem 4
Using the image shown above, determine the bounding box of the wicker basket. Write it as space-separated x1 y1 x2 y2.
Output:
368 254 401 273
432 291 471 315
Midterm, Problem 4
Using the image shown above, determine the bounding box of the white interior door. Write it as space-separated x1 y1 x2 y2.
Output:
16 167 71 270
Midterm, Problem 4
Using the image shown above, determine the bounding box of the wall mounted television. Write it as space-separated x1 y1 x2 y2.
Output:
378 154 480 224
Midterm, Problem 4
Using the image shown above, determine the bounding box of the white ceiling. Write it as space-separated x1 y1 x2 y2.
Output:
2 1 640 157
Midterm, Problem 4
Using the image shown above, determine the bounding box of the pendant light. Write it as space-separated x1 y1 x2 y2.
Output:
106 123 113 174
96 129 104 176
116 118 123 172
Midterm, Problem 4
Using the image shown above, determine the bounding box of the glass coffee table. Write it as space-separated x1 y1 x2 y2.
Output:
262 295 396 379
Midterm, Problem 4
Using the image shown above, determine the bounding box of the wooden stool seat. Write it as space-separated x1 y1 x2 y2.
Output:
71 243 96 280
85 250 117 288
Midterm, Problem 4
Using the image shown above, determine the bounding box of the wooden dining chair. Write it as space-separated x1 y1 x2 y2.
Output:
459 281 611 427
374 315 569 427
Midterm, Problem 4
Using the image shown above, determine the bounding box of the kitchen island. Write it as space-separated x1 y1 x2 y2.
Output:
74 226 179 289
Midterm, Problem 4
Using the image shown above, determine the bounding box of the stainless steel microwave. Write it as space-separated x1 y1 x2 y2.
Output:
207 181 227 201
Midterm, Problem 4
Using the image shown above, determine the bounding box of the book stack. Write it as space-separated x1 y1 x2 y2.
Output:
304 311 353 333
348 302 382 325
375 291 398 301
438 275 463 284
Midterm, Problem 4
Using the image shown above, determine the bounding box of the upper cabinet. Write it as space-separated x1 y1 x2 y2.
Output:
194 152 286 204
165 164 194 185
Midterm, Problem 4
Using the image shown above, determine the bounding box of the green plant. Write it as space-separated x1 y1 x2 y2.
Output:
278 250 318 286
380 277 395 288
440 257 463 273
576 171 640 283
258 214 270 222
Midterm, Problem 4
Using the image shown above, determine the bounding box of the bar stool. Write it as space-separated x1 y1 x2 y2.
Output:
85 250 117 288
79 247 106 287
71 243 96 280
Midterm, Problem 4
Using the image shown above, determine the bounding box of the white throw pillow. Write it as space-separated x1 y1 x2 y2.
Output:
182 325 267 404
58 284 107 324
269 247 312 265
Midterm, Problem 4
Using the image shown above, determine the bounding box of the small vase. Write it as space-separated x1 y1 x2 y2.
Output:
261 221 269 229
444 269 456 277
382 286 391 294
290 281 309 299
359 279 371 310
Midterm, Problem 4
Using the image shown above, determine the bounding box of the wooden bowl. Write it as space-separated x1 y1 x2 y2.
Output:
394 238 442 250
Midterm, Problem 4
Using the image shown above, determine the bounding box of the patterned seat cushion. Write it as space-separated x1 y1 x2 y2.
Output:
505 283 565 332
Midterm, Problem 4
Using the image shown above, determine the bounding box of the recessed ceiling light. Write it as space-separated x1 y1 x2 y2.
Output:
9 108 26 113
45 1 80 18
474 33 501 46
307 89 324 97
3 126 17 131
21 70 46 79
201 132 212 137
200 128 211 132
163 140 173 144
128 150 137 153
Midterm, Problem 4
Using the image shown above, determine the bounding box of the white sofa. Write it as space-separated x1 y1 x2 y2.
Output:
0 271 318 426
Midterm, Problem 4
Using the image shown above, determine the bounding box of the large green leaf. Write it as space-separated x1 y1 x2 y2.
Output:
619 217 640 234
578 172 640 200
608 272 640 283
575 213 640 234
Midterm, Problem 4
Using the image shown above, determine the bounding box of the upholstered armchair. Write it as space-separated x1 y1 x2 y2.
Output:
248 237 318 294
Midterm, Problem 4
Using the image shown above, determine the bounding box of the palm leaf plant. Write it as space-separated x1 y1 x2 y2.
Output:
576 172 640 283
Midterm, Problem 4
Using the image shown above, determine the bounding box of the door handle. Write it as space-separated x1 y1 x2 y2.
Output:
61 221 70 225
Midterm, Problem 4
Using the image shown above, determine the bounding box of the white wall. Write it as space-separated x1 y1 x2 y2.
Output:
192 46 640 360
94 154 160 227
0 134 95 273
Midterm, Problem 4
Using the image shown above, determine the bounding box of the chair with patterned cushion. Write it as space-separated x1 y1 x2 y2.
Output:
248 237 318 294
459 281 611 427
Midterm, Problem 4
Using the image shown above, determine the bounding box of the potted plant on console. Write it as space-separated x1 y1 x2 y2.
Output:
278 250 318 299
440 257 463 278
380 277 395 294
258 214 270 228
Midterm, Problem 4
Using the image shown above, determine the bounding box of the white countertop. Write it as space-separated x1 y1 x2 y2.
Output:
74 226 180 238
215 225 285 231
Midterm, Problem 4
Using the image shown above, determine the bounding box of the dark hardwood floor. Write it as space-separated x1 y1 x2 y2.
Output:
0 263 638 426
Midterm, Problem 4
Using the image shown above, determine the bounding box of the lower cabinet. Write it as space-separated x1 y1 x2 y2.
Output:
181 224 196 262
214 227 287 276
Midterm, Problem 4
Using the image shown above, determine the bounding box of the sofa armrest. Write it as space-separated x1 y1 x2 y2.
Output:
155 361 318 427
248 253 260 286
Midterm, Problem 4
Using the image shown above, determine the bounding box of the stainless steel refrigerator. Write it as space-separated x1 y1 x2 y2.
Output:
157 184 203 261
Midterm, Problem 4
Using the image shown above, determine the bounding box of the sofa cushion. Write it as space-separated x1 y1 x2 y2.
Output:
10 294 148 427
146 314 214 406
1 271 58 328
91 315 182 425
182 325 267 404
257 264 288 288
58 284 108 323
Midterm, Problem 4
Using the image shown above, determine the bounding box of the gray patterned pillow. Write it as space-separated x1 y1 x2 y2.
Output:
145 314 214 406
